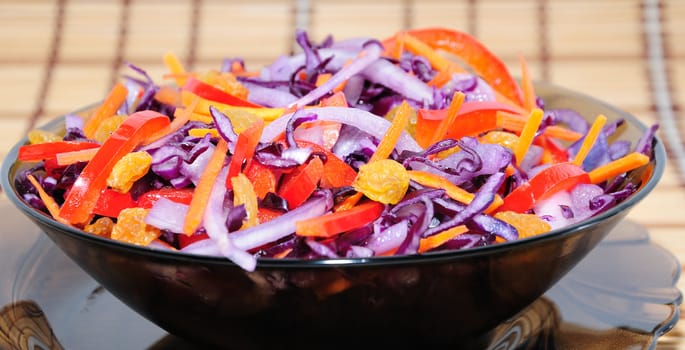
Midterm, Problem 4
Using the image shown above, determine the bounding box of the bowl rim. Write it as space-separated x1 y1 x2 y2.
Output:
0 81 666 269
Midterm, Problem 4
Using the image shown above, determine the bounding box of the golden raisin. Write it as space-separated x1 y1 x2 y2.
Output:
385 103 417 138
494 211 551 239
198 70 249 100
107 151 152 193
231 173 259 229
92 115 127 143
352 159 409 205
111 208 160 246
481 131 519 151
28 129 62 144
84 217 114 237
223 108 262 134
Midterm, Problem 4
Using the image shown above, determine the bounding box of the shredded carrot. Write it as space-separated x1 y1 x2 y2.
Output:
334 192 364 212
369 100 411 162
430 91 465 145
588 152 650 184
573 114 607 166
27 174 69 225
315 73 332 87
418 225 469 253
338 101 413 210
407 170 502 213
386 32 405 61
497 111 582 142
315 73 346 92
56 147 100 166
320 90 348 107
402 33 463 73
83 82 128 139
513 108 544 166
154 85 181 106
163 52 187 87
519 55 537 111
183 139 229 235
144 94 200 144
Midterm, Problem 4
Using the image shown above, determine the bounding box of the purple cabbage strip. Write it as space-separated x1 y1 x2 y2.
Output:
634 124 659 156
424 172 506 237
288 40 384 109
209 105 238 148
230 190 333 251
361 58 435 107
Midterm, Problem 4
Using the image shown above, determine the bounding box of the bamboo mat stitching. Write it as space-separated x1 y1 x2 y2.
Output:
28 0 66 133
644 0 685 185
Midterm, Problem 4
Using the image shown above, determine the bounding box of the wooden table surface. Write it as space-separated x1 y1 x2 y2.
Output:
1 0 684 348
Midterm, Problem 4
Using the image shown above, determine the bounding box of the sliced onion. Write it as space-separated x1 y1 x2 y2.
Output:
288 41 383 109
365 220 408 254
361 58 435 106
261 107 422 154
230 190 333 251
145 197 189 232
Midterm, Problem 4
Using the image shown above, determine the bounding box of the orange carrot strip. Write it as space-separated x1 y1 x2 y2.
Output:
402 33 464 73
183 139 229 235
513 108 544 166
27 174 69 225
334 192 364 212
430 91 465 145
144 94 200 144
369 100 411 162
573 114 607 166
519 55 537 111
418 225 469 253
154 85 181 106
588 152 650 184
83 82 128 139
163 52 187 87
56 147 100 166
320 91 348 107
338 101 412 210
497 111 582 142
316 72 346 92
408 170 502 213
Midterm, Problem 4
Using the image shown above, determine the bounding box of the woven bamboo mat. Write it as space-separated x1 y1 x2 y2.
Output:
1 0 684 348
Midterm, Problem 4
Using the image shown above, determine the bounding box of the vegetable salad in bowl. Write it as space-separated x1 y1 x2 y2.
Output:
11 28 658 273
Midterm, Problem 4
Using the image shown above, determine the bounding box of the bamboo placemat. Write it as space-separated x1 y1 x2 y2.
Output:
0 0 684 348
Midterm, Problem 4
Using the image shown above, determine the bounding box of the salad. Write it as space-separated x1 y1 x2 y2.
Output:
14 28 657 271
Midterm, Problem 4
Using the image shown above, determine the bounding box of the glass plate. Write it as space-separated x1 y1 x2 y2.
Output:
0 198 680 350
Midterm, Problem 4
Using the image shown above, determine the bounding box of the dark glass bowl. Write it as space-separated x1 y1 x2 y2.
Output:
1 83 665 349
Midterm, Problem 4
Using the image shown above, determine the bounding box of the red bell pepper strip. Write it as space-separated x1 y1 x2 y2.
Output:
295 201 384 238
92 189 137 218
226 118 265 186
58 111 171 225
136 188 195 208
244 161 278 199
398 28 525 107
18 141 100 162
497 162 590 213
295 140 357 188
183 76 261 108
278 157 324 209
178 233 210 249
